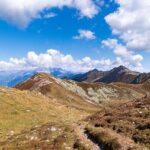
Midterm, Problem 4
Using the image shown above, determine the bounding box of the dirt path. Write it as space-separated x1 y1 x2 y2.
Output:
73 123 101 150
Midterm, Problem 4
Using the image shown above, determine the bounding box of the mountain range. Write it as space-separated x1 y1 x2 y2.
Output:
70 65 150 84
0 70 150 149
0 66 150 87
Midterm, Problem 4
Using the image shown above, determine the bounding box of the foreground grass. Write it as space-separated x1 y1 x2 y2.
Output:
0 122 78 150
0 83 149 149
0 87 95 141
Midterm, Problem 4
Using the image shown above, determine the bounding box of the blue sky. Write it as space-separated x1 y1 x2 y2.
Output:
0 0 149 72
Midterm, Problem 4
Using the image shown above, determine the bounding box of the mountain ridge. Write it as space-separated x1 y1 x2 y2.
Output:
0 66 149 87
70 65 150 84
0 71 150 149
0 68 75 87
16 72 149 104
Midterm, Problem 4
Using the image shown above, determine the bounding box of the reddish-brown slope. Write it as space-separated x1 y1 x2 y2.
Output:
16 73 99 112
86 97 150 148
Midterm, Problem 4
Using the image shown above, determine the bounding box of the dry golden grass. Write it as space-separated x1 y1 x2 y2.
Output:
0 87 96 141
0 84 100 150
1 73 150 149
16 73 99 111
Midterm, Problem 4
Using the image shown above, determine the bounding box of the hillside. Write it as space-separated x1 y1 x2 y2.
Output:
96 66 139 83
132 73 150 84
0 86 100 149
16 73 99 109
139 76 150 93
0 87 97 138
16 72 149 104
86 97 150 149
0 86 149 149
75 81 148 103
0 73 150 149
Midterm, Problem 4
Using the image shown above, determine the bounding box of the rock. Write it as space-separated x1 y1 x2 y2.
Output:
10 130 15 136
46 139 50 142
50 127 57 132
65 147 71 150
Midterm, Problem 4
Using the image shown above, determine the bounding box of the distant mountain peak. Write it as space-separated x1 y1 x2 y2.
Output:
88 69 99 73
113 65 129 71
91 68 99 71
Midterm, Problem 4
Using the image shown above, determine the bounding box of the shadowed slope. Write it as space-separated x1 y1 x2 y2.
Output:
70 66 141 84
71 69 108 83
95 66 140 83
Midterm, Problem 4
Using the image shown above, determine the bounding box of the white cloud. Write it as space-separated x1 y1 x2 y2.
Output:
0 48 144 72
105 0 150 51
73 29 96 40
0 49 115 72
43 12 57 19
102 39 143 70
0 0 99 28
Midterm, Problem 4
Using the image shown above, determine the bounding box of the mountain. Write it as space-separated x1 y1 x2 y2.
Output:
1 66 149 87
96 66 140 83
0 68 75 87
71 66 143 84
16 72 100 108
16 72 148 104
132 73 150 84
0 73 150 149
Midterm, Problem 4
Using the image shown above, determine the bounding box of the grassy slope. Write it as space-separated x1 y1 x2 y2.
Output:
0 73 101 149
0 73 150 149
16 73 99 111
0 87 97 141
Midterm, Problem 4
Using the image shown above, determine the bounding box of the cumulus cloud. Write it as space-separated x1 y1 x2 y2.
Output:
73 29 96 40
102 39 143 70
0 49 114 72
0 0 99 28
105 0 150 51
0 48 144 72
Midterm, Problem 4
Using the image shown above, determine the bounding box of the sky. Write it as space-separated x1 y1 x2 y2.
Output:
0 0 150 72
